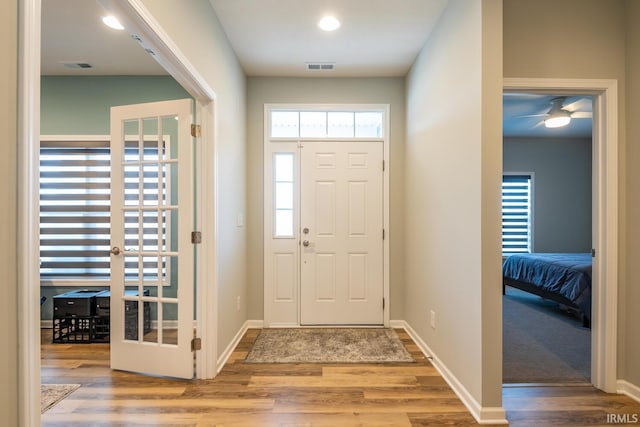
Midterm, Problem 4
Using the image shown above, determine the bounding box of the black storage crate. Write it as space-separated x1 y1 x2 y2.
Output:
52 289 152 343
52 316 98 343
125 303 152 340
93 316 110 343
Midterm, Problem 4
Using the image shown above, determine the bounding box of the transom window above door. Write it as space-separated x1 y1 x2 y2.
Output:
270 109 384 139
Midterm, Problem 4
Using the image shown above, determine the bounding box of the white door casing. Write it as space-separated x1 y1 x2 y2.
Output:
263 105 390 328
300 141 384 325
110 98 194 379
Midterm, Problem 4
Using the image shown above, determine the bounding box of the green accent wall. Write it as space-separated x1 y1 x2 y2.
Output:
40 76 192 322
41 76 191 134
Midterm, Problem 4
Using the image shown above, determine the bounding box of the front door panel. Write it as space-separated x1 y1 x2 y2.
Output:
300 141 383 325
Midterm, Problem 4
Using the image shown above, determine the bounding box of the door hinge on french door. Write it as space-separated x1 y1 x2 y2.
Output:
191 124 201 138
382 160 385 171
383 229 385 240
191 337 202 351
191 231 202 244
383 298 385 310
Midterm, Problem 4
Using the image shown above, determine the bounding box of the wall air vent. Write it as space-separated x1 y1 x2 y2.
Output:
305 62 335 71
61 62 93 69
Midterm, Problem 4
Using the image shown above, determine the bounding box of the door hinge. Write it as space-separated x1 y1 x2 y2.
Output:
191 337 202 352
592 248 596 257
383 160 386 171
191 124 201 138
383 298 385 310
382 229 385 240
191 231 202 244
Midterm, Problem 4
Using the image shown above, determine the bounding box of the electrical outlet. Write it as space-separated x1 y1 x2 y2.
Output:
236 296 241 312
430 310 436 329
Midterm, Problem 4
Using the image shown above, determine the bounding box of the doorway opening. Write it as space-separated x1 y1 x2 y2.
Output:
502 78 619 394
502 92 593 385
20 0 219 423
262 105 391 327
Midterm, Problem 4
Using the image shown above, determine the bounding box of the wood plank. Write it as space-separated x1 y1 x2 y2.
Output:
39 328 640 427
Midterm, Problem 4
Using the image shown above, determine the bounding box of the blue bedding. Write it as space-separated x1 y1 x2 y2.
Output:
502 253 592 320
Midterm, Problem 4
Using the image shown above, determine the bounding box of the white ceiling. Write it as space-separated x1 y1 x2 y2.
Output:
208 0 449 77
41 0 166 75
41 1 592 138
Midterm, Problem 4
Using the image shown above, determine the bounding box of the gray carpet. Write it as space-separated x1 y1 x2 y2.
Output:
503 287 591 384
245 328 414 363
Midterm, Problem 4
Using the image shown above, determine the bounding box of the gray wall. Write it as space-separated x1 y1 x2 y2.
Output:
139 0 249 357
623 0 640 387
39 76 192 322
504 137 592 253
1 0 18 424
246 77 406 320
404 0 503 409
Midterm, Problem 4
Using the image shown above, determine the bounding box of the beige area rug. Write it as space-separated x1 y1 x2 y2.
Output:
41 384 80 413
245 328 414 363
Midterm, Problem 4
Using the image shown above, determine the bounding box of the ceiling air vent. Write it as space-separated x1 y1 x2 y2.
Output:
305 62 335 71
61 62 93 69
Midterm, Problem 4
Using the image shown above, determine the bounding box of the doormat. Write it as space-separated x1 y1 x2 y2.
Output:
41 384 80 413
245 328 414 363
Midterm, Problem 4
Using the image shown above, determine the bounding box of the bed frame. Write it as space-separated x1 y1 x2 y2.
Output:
503 278 591 328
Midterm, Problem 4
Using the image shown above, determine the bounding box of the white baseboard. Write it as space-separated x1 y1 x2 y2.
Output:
216 320 251 373
393 320 508 425
246 320 264 329
618 380 640 403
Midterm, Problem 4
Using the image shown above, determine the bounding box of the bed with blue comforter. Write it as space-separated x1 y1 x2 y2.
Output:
502 253 592 327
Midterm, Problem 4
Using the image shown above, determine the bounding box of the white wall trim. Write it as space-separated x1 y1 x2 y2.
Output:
617 380 640 404
263 104 390 328
247 320 265 328
397 320 508 425
504 77 619 393
18 0 42 426
216 320 250 373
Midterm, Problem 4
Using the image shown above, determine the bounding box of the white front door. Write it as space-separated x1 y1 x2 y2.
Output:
109 99 195 379
300 141 384 325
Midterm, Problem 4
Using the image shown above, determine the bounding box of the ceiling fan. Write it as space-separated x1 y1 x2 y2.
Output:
521 96 593 129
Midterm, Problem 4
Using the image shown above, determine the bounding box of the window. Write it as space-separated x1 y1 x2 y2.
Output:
40 138 168 285
502 174 532 255
271 110 384 139
273 153 295 237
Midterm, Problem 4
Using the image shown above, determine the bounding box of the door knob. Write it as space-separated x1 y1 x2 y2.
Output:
110 246 121 255
302 240 310 247
303 227 309 234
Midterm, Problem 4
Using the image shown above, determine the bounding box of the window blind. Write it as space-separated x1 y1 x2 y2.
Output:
502 174 532 254
40 139 167 284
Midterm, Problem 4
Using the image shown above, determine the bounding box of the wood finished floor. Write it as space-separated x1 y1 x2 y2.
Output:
40 328 640 426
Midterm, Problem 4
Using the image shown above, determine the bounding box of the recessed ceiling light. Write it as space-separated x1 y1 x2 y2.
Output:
102 15 124 31
318 15 341 32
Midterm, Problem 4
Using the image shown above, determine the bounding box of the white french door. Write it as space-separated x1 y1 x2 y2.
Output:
299 141 384 325
109 99 195 379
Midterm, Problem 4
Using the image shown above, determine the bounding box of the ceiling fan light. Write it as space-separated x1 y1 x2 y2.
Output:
544 115 571 128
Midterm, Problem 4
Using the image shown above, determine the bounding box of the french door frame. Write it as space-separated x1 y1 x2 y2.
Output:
262 104 391 328
19 1 219 424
